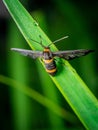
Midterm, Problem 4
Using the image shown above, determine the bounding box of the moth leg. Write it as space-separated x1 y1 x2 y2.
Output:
54 57 63 64
40 58 44 62
53 58 64 74
39 35 45 48
54 57 68 70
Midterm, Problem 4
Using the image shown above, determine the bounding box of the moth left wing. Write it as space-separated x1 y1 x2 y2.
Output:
11 48 43 59
52 49 94 60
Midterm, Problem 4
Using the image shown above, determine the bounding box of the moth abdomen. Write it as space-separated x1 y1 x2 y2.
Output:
43 59 57 76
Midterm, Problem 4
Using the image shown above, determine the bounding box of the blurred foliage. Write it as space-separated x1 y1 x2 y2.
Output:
0 0 98 130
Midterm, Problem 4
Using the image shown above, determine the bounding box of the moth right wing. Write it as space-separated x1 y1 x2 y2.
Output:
11 48 43 59
52 49 94 60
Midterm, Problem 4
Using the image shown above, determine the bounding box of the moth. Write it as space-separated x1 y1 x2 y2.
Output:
11 36 94 76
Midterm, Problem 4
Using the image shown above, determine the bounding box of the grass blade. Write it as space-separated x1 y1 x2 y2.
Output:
0 75 77 123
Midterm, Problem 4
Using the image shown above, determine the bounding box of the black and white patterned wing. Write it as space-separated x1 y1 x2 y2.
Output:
11 48 43 59
52 49 94 60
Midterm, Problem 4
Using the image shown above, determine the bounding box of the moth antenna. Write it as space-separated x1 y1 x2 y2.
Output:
30 35 45 48
39 35 45 48
48 35 69 47
53 36 69 44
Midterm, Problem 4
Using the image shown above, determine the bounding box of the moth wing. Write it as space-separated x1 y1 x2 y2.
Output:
11 48 43 59
52 49 94 60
